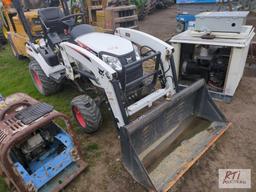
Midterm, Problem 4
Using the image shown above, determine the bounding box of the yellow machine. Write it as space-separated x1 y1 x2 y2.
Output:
1 0 45 57
5 10 41 57
1 0 65 57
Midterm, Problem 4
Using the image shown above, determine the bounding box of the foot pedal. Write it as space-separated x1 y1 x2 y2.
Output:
15 103 54 125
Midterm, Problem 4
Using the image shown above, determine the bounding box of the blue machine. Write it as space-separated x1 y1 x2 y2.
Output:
175 13 195 33
0 97 87 192
13 131 76 190
175 0 230 32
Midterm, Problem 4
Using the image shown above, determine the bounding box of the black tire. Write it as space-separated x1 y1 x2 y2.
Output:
29 60 61 96
71 95 102 134
176 21 185 33
0 31 6 45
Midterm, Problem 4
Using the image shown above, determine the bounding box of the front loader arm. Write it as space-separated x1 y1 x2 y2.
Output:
115 28 176 94
60 42 127 127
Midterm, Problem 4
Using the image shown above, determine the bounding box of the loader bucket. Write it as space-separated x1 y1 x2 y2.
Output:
120 79 231 192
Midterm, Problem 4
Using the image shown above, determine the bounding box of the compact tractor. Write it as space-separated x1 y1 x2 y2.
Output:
6 0 231 191
0 93 86 192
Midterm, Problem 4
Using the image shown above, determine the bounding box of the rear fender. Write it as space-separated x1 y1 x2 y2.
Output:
26 43 65 78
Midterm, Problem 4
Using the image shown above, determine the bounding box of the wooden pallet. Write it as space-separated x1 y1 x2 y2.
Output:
103 5 138 32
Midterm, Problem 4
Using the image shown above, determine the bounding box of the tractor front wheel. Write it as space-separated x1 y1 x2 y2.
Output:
29 60 62 96
71 95 102 134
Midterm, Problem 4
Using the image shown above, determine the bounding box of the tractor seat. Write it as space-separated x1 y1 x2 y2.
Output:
38 7 65 34
71 24 95 39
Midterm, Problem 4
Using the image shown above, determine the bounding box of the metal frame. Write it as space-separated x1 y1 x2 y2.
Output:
0 93 86 192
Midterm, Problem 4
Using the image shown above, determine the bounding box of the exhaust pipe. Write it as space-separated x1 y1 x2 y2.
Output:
120 79 231 192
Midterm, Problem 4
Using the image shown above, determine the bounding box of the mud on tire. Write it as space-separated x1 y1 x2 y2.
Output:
29 60 61 96
71 95 102 134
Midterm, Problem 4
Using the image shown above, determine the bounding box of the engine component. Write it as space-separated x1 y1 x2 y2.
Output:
180 45 230 91
20 133 45 156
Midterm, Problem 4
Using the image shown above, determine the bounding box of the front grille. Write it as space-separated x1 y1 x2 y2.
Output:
118 52 143 91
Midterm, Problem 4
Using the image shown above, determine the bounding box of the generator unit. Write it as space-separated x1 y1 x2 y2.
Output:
170 13 255 102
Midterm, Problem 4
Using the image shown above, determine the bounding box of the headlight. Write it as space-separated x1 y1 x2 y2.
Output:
102 54 122 71
133 44 141 61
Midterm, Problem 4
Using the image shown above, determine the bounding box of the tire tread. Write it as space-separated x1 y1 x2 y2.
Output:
29 60 61 96
71 95 102 133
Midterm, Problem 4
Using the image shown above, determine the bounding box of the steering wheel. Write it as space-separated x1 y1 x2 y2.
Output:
60 13 84 28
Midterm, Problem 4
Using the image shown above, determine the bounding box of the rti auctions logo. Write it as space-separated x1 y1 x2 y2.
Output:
219 169 251 189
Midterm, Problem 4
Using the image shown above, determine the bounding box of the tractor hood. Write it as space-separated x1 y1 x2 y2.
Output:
75 32 134 56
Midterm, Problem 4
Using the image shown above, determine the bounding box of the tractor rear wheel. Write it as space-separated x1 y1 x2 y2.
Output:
71 95 102 134
29 60 61 96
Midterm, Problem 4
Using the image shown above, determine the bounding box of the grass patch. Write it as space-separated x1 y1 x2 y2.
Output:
0 177 8 192
0 45 81 115
86 143 99 152
85 142 101 166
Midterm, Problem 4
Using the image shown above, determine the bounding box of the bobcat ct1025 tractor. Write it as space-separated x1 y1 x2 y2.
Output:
9 0 231 191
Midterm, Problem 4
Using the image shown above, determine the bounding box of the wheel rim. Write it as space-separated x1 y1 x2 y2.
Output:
73 106 87 128
32 70 43 92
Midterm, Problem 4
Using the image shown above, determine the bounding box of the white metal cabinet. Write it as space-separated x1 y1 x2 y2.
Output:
169 26 255 102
